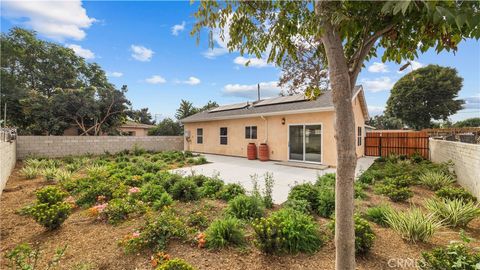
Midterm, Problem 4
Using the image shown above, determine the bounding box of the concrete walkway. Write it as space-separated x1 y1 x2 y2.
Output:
172 154 376 204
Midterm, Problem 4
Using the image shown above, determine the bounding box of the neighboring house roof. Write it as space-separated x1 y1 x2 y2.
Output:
120 121 155 129
181 85 369 123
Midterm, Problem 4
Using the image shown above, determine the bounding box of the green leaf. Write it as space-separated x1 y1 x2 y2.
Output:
401 0 411 15
455 14 466 30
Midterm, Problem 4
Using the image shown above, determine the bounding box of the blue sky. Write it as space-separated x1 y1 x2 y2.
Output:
1 1 479 122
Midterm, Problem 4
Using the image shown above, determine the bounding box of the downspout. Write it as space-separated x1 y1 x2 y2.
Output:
260 115 268 144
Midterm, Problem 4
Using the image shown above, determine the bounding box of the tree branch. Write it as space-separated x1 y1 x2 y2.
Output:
349 24 395 86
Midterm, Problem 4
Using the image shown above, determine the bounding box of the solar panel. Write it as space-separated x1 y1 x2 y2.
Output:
209 102 249 113
253 94 306 107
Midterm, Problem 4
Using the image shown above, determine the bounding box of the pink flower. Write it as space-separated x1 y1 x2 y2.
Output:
132 231 140 238
128 187 140 194
95 203 108 213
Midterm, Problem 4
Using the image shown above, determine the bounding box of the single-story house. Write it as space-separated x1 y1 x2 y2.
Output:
63 121 155 136
118 121 155 136
181 85 369 167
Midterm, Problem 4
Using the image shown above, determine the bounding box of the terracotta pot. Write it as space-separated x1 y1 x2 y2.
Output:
247 143 257 160
258 143 269 161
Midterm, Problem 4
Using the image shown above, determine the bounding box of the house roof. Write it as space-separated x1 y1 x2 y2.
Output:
181 85 369 123
120 121 155 129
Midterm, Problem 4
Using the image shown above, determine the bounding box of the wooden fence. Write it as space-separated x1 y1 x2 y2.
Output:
365 131 429 158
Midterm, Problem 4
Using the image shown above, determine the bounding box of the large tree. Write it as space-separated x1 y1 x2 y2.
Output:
454 117 480 128
0 27 130 135
175 99 198 120
386 65 464 130
192 1 479 268
366 114 404 130
148 118 183 136
128 107 155 125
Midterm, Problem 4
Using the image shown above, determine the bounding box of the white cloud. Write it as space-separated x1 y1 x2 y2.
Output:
368 62 389 73
145 75 166 84
223 81 281 99
1 0 95 41
233 56 272 68
397 60 424 74
108 72 123 78
203 47 229 59
181 76 201 85
67 44 95 59
361 77 395 93
202 14 233 59
171 21 186 36
367 106 385 116
131 45 154 62
463 95 480 110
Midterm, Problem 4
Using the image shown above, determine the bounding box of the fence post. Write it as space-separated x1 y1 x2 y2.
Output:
379 135 382 157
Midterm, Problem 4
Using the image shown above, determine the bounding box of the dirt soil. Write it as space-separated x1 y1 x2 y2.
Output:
1 162 479 270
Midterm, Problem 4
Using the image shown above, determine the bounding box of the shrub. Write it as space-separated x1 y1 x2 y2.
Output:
188 175 210 187
425 198 480 227
156 259 195 270
26 186 71 230
55 170 73 182
288 183 319 212
216 183 246 201
170 179 199 201
435 186 477 203
283 199 312 214
385 207 441 243
205 217 245 249
41 167 58 181
186 210 209 229
121 209 186 252
199 178 224 198
410 152 424 163
262 172 275 208
73 178 115 207
419 171 455 191
358 170 375 185
103 198 140 225
226 195 264 220
317 185 336 217
139 182 166 202
420 237 480 270
375 184 413 202
6 243 67 270
253 208 323 254
363 204 394 227
20 166 40 179
328 215 375 255
152 193 174 211
156 172 183 192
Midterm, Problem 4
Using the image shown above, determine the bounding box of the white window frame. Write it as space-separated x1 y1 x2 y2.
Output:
220 127 228 145
357 126 362 146
196 128 203 144
245 126 257 139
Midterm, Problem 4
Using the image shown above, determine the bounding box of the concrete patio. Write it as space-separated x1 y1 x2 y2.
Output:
172 154 376 204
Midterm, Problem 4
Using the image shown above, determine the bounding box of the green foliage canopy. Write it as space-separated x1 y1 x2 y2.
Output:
386 65 464 130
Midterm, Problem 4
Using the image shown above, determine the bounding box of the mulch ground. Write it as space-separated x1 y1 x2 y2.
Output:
1 162 479 270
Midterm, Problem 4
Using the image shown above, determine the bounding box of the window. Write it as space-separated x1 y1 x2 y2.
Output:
197 128 203 144
357 126 362 146
245 126 257 139
220 127 228 145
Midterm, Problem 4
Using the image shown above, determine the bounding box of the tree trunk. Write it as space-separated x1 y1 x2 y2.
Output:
320 21 358 270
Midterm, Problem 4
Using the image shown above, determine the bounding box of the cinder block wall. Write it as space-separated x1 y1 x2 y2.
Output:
17 136 184 159
430 138 480 199
0 139 16 195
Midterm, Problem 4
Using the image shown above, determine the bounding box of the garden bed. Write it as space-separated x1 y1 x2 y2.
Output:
1 151 479 270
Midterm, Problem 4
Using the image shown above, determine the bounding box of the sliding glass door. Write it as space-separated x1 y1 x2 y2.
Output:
288 124 322 163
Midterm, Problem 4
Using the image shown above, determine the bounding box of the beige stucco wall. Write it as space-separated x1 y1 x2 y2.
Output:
118 127 149 136
1 139 16 195
353 95 366 158
430 139 480 199
184 95 366 167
